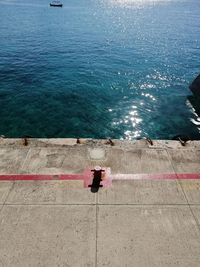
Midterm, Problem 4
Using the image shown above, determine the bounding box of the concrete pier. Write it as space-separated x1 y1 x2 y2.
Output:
0 138 200 266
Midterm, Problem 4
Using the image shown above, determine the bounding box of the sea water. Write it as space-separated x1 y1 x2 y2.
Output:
0 0 200 139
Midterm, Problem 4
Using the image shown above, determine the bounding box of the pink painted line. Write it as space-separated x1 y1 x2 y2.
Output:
111 173 176 180
111 173 200 180
0 172 199 184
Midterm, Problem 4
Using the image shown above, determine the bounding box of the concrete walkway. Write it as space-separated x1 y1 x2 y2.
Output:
0 138 199 175
0 139 200 266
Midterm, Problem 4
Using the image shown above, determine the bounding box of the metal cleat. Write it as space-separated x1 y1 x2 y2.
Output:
173 135 191 147
88 166 105 193
144 137 153 146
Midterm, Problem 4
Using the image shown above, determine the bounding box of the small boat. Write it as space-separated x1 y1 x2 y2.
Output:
50 1 63 7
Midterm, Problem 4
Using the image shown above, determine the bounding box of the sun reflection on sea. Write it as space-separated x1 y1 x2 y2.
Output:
124 130 142 139
186 100 200 134
125 106 143 139
103 0 173 8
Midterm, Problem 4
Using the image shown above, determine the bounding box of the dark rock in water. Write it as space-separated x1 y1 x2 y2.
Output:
190 74 200 98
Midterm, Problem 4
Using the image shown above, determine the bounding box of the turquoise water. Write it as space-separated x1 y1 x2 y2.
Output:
0 0 200 139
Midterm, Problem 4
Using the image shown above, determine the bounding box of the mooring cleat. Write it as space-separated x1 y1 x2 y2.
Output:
88 166 105 193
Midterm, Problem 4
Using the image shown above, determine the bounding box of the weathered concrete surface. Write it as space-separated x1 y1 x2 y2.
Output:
179 180 200 204
0 138 199 174
168 149 200 173
0 205 96 267
0 182 13 204
0 148 29 174
97 206 200 267
98 180 187 205
6 180 95 204
0 180 199 266
20 147 90 174
0 139 200 267
191 206 200 226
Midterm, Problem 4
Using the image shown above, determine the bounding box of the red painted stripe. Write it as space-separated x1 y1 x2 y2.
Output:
0 174 84 181
176 173 200 179
0 173 199 183
0 168 112 188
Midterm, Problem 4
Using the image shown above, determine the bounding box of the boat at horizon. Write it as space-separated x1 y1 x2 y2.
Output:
50 1 63 7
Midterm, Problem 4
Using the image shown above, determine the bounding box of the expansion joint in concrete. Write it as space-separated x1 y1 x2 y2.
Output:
177 180 200 235
19 147 31 171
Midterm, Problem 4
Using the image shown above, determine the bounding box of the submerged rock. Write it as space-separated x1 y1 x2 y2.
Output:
190 74 200 98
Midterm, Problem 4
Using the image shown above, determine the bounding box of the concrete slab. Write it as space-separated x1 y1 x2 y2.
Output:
88 148 106 160
104 148 125 173
0 148 29 174
110 139 147 148
106 149 174 174
121 149 142 174
140 149 174 174
6 181 95 204
0 182 13 204
168 149 200 173
191 206 200 225
20 147 89 174
147 140 182 149
0 205 96 267
0 139 199 177
150 140 200 149
97 206 200 267
0 138 77 147
36 138 77 146
121 149 174 174
195 149 200 162
98 180 187 204
192 141 200 149
179 180 200 204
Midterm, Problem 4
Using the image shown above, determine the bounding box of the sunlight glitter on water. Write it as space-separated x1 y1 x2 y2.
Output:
0 0 200 139
104 0 173 8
